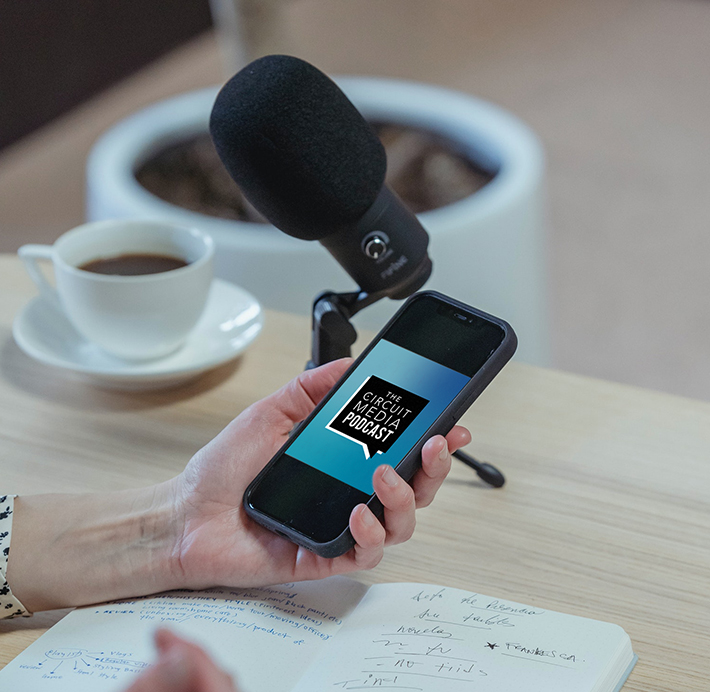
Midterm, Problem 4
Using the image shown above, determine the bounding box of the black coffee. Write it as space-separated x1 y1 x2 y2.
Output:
79 253 188 276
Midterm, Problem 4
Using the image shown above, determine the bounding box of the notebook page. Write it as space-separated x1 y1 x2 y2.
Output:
0 577 367 692
292 583 632 692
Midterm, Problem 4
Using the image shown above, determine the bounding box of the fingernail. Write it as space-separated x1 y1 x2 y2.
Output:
438 440 449 460
158 649 191 686
360 505 376 526
382 466 399 487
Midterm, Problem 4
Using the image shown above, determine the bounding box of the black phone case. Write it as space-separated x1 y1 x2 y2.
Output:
244 290 517 558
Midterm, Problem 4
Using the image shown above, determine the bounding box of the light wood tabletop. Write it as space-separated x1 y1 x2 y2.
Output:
0 253 708 690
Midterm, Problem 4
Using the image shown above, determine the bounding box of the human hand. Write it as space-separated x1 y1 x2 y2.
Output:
125 629 238 692
6 360 469 613
168 359 471 589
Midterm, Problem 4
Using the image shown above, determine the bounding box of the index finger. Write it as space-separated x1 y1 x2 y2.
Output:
411 425 471 507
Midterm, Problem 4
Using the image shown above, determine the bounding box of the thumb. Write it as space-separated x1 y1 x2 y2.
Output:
128 628 240 692
253 358 352 430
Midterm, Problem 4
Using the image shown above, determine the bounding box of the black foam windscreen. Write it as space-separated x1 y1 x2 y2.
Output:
209 55 387 241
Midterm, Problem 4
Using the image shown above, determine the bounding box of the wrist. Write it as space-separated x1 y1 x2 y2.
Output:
7 480 183 612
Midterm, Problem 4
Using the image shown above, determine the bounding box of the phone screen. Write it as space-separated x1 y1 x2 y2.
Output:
247 295 506 543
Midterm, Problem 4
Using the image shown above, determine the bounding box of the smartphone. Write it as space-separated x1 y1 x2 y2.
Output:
244 291 517 557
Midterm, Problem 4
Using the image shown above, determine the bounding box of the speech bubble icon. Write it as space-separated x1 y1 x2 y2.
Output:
326 375 429 459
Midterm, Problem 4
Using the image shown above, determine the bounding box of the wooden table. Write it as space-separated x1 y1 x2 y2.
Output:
0 254 708 690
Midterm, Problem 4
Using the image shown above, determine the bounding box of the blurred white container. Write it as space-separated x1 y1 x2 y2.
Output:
87 79 549 363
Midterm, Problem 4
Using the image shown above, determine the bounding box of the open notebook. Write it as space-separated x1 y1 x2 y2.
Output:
0 577 636 691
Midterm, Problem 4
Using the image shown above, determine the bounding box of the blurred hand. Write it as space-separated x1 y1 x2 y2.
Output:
169 358 471 589
126 629 238 692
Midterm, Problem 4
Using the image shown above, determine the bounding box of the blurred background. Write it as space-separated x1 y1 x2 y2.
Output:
2 0 710 400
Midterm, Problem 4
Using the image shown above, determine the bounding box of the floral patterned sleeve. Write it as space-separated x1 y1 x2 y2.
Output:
0 495 31 618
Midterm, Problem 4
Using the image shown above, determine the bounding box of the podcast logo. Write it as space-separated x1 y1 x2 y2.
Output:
327 375 429 459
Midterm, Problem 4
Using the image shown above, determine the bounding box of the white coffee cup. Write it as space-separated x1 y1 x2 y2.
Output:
18 219 214 360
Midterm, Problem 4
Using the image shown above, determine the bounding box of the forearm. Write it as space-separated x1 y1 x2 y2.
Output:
6 480 182 613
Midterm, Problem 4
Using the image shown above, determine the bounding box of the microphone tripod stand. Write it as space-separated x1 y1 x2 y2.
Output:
305 290 506 488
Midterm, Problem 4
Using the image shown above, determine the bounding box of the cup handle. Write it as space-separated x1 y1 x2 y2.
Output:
18 244 62 310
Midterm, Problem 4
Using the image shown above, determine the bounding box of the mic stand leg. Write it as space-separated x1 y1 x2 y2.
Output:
306 289 505 488
306 289 383 369
452 450 505 488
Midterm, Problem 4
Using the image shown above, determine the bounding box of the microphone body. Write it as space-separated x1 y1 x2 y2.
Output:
209 54 432 298
320 186 431 299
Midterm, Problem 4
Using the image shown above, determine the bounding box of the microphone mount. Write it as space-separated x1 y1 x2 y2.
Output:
306 289 506 488
306 289 384 369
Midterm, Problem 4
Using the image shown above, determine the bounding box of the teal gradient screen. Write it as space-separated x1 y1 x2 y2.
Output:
287 339 470 494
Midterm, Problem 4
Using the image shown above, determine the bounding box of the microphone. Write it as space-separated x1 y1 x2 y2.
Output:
209 54 432 299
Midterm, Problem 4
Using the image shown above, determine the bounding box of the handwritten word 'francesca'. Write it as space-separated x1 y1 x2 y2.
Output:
505 642 580 663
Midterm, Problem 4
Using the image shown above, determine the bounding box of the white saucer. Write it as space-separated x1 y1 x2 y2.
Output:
12 278 263 390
